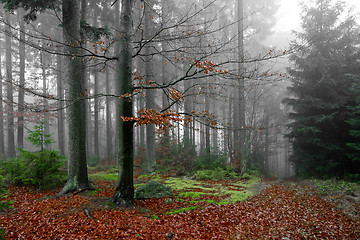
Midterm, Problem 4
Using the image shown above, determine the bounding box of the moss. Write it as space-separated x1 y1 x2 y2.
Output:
134 183 145 189
134 180 174 199
165 206 198 215
89 172 118 182
150 214 160 219
165 177 260 204
138 173 162 182
188 199 216 204
178 191 206 198
165 178 203 191
220 190 253 204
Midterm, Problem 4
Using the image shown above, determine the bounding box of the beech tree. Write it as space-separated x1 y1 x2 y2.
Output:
4 11 15 157
111 0 135 206
58 0 92 195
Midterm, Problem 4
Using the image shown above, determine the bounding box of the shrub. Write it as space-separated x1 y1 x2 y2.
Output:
195 167 238 180
0 120 66 189
88 154 100 167
0 175 11 210
193 154 227 171
0 174 11 240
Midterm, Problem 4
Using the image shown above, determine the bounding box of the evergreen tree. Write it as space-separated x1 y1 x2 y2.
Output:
347 77 360 173
285 0 360 178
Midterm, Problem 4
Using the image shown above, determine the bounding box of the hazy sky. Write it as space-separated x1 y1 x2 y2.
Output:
269 0 360 47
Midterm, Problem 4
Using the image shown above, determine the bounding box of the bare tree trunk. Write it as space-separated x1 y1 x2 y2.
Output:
111 0 135 207
144 0 156 173
93 69 100 159
41 38 50 149
17 10 25 149
0 31 5 156
233 0 245 173
80 0 92 158
205 86 210 155
211 94 218 152
264 110 270 172
183 67 191 143
59 0 92 195
5 12 15 157
56 32 65 154
105 55 113 162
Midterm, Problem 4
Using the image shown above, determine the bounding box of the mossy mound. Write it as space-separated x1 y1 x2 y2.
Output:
135 180 174 199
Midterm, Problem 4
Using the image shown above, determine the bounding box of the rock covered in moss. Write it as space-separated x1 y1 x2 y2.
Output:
134 180 174 199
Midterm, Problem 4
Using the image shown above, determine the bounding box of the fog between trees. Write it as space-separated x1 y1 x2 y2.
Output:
0 0 359 203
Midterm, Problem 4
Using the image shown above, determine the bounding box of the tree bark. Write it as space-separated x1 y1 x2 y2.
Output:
93 69 100 159
105 53 113 162
56 32 65 154
144 0 156 173
59 0 92 196
17 10 25 149
41 37 50 149
238 0 246 174
0 26 4 156
233 0 245 173
111 0 135 207
5 11 15 157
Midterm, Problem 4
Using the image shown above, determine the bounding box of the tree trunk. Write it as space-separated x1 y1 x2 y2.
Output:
0 30 4 156
5 12 15 157
17 10 25 149
93 69 100 159
233 0 245 173
59 0 92 196
211 98 218 151
105 54 113 162
111 0 135 207
205 86 210 155
41 38 50 149
144 0 156 173
80 0 92 158
264 110 270 172
56 32 65 154
183 78 191 143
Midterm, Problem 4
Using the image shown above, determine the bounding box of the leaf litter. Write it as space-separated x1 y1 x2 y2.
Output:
0 177 359 239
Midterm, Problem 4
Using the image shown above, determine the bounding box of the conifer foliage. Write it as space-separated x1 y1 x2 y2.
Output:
347 77 360 174
285 0 360 178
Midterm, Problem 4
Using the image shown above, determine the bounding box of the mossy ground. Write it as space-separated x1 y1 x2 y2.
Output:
88 171 263 215
164 176 260 205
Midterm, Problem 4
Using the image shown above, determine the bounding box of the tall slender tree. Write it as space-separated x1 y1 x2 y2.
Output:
17 10 26 149
0 16 4 156
111 0 135 206
5 11 15 157
144 0 156 173
233 0 245 173
56 32 65 154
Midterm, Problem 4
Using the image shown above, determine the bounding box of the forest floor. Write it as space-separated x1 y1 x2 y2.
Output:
1 173 360 239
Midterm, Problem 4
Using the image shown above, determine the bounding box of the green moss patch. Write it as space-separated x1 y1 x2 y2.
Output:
165 176 261 206
135 180 174 199
89 172 118 182
165 206 198 215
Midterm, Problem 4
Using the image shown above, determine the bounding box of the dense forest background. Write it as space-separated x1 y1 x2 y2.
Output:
0 0 359 198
